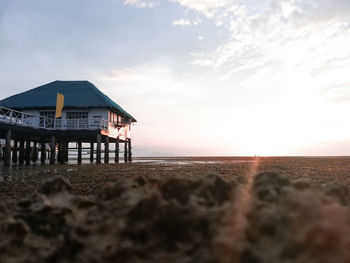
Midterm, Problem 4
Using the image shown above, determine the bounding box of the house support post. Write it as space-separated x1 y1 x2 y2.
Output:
50 135 56 164
57 142 61 163
12 140 18 163
65 142 69 162
78 141 82 164
104 137 109 163
96 133 101 164
90 143 94 163
128 139 132 163
19 140 25 165
40 140 46 164
115 138 119 163
59 142 66 164
0 144 2 161
124 140 128 163
25 140 31 165
4 130 11 166
32 142 38 163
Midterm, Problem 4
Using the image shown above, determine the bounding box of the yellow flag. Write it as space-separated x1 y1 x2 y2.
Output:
55 92 64 118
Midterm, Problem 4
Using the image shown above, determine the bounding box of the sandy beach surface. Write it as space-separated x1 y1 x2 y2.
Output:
1 157 350 262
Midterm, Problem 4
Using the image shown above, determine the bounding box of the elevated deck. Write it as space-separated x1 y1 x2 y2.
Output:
0 106 130 142
0 106 132 165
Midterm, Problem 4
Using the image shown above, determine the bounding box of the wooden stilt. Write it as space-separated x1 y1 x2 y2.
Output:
90 142 94 163
78 141 82 164
60 142 66 164
25 140 31 165
128 139 132 163
124 140 128 163
0 145 2 161
115 138 119 163
19 140 25 165
104 137 109 163
4 130 11 166
12 140 18 163
32 142 38 162
50 135 56 164
96 133 101 164
65 142 69 162
57 142 61 163
40 140 46 164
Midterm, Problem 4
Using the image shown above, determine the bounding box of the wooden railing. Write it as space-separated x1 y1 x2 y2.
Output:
0 106 110 131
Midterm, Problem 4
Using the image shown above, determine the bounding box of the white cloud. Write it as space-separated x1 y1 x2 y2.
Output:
173 19 191 26
171 0 233 17
123 0 157 8
191 0 350 92
172 18 201 26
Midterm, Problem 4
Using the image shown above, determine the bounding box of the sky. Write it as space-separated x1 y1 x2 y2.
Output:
1 0 350 156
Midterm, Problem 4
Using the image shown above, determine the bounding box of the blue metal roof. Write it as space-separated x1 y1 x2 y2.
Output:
0 81 136 122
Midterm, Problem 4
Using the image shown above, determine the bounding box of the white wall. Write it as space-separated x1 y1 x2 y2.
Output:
22 108 109 120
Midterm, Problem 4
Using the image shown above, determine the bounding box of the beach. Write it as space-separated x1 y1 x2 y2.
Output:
1 157 350 262
2 157 350 200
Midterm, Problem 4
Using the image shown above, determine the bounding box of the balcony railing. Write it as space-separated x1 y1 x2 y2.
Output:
0 106 111 131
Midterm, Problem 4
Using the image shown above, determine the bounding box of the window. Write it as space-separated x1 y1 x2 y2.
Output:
40 111 55 118
66 112 88 119
66 112 88 129
40 111 55 128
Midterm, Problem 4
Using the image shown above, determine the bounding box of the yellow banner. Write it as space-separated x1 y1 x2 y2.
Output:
55 92 64 118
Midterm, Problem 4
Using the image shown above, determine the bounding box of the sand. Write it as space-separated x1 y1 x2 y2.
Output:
1 157 350 262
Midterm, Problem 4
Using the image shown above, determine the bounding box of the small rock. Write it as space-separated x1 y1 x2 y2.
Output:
293 180 311 190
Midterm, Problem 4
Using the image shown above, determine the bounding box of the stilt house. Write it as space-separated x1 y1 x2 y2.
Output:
0 80 136 165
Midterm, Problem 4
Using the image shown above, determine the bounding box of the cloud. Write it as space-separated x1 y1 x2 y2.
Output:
123 0 157 8
190 0 350 92
171 0 232 17
320 82 350 103
173 19 191 26
172 18 201 26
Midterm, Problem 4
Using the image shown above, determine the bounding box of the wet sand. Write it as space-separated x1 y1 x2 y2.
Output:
1 157 350 262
